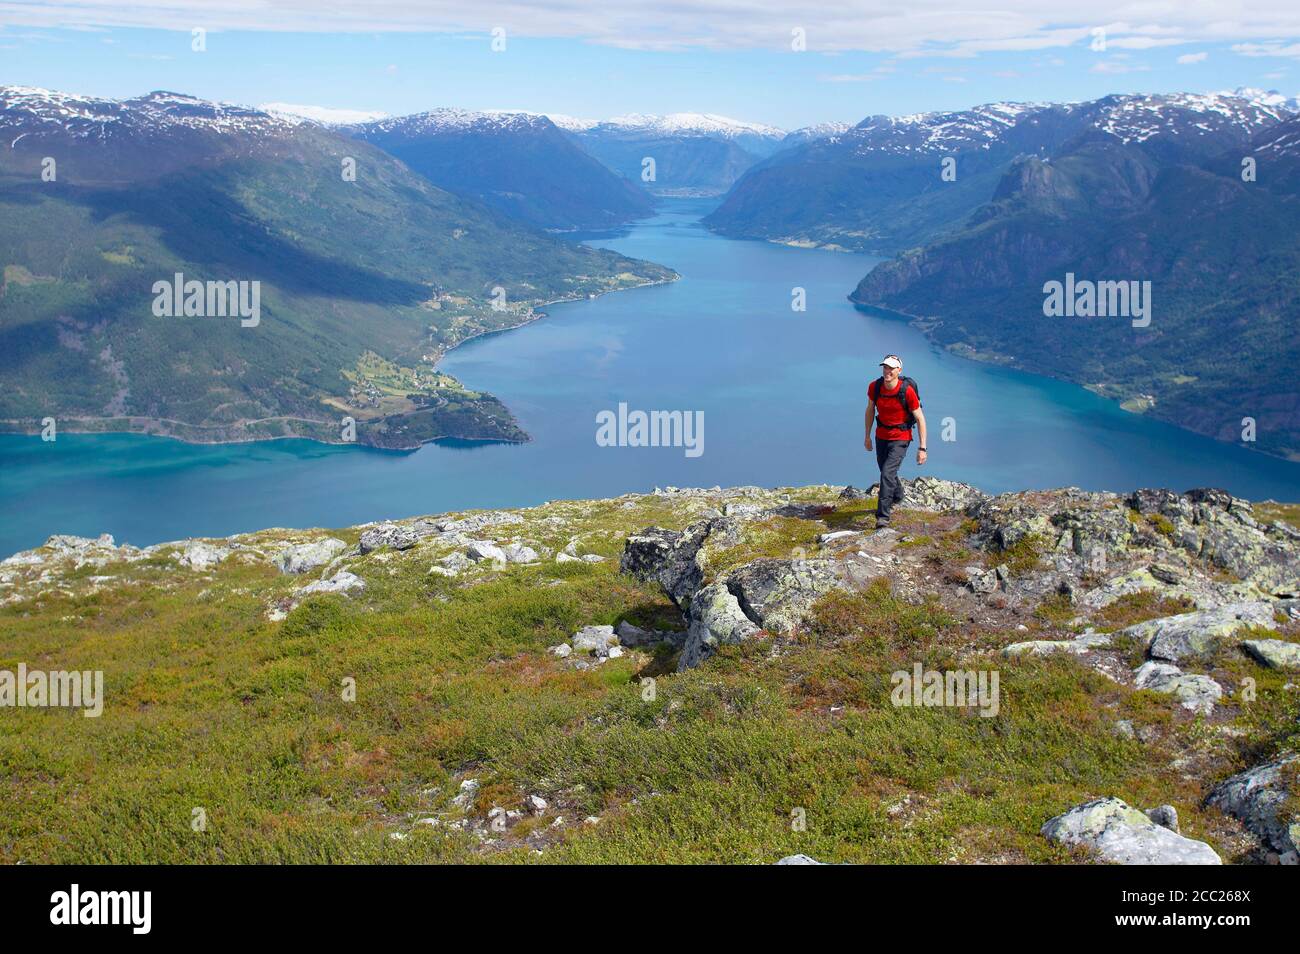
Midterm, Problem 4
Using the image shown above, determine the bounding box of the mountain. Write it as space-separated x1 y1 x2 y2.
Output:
0 87 675 449
5 476 1297 863
347 109 654 231
555 112 786 196
851 94 1300 459
706 91 1295 253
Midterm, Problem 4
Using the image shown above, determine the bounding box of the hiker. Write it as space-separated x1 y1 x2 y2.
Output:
864 354 927 528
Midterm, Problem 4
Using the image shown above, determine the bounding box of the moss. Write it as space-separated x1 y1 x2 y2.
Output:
994 533 1047 575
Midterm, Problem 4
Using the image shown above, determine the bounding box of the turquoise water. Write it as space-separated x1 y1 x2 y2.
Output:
2 197 1297 555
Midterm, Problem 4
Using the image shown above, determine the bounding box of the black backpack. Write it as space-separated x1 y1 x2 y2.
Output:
874 376 921 428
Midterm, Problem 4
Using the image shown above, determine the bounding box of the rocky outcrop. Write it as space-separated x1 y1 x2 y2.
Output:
1240 638 1300 669
864 476 986 512
1132 661 1222 715
359 523 418 554
1127 602 1275 662
1206 755 1299 864
1041 797 1221 864
680 582 761 670
1128 488 1300 597
275 538 346 574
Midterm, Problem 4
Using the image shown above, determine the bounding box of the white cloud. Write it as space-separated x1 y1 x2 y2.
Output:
1090 59 1151 74
2 2 1299 55
1176 52 1208 64
1232 41 1300 58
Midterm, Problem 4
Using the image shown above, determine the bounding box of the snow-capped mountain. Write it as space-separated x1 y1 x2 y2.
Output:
347 109 653 230
706 90 1291 252
1225 87 1300 113
259 102 388 125
557 112 786 195
780 121 852 149
0 86 324 183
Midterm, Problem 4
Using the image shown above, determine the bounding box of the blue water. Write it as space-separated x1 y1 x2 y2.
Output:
2 197 1297 555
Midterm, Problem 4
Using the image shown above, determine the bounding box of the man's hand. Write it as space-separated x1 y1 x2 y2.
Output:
917 448 927 466
864 435 873 452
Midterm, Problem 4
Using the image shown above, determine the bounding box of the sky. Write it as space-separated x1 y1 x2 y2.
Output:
2 2 1300 128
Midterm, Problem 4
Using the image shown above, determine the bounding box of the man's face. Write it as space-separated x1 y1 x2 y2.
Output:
881 364 900 385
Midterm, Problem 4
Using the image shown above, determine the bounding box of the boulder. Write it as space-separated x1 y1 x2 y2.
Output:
1205 755 1299 864
1041 797 1221 864
465 541 508 564
502 543 539 564
620 518 739 610
775 854 828 865
1145 805 1179 833
275 538 346 574
725 558 868 635
1133 661 1222 715
1126 602 1275 662
679 582 761 671
616 620 687 650
358 523 417 554
178 541 230 570
570 625 619 654
298 570 366 596
1240 638 1300 670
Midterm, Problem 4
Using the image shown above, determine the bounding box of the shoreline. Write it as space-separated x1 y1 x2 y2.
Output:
849 298 1300 464
0 271 681 453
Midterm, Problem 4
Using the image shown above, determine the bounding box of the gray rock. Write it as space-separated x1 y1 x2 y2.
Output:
775 854 828 865
1127 602 1276 662
1145 805 1180 833
1041 797 1221 864
679 582 761 671
1240 638 1300 670
620 520 718 610
556 551 581 563
549 643 572 658
838 485 869 501
358 523 417 554
571 625 619 654
298 570 365 596
1003 632 1112 657
1133 661 1222 714
465 541 509 564
178 541 230 570
725 557 867 635
580 554 606 563
616 620 687 649
275 538 346 574
1205 755 1299 864
965 566 1000 595
502 543 539 564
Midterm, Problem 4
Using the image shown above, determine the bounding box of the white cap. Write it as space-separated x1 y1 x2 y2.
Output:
879 355 902 369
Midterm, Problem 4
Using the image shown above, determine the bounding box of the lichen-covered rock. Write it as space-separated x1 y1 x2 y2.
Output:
178 541 230 570
1206 756 1299 864
865 476 986 512
1133 661 1222 714
502 543 539 564
1126 602 1276 662
620 518 732 610
725 557 869 635
1129 488 1300 596
275 538 346 574
358 523 417 554
465 541 508 564
570 625 619 654
679 582 761 671
775 854 829 865
1240 638 1300 670
616 620 686 650
1003 632 1111 657
1041 797 1221 864
298 570 365 596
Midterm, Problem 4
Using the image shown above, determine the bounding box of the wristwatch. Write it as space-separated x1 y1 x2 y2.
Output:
918 446 927 451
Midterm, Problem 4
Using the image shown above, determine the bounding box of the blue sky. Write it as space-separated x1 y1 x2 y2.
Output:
2 8 1299 128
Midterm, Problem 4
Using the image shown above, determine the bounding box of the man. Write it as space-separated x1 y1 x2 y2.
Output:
864 354 927 528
